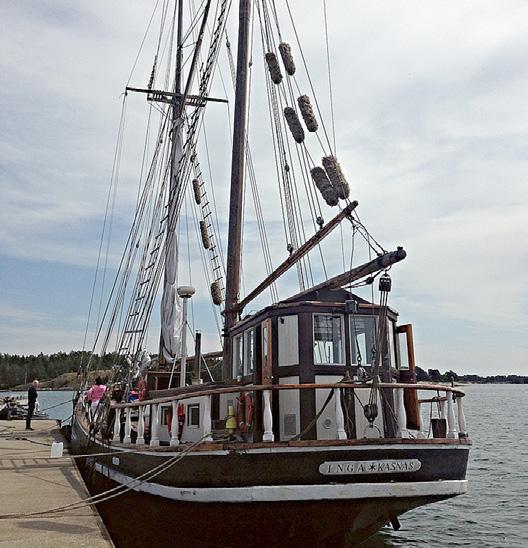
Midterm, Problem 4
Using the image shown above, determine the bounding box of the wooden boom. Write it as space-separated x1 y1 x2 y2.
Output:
284 247 407 302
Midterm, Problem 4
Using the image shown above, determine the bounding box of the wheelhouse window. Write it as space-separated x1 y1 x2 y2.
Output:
349 316 376 365
233 334 244 378
313 314 344 365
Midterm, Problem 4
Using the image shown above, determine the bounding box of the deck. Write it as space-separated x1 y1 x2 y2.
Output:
0 419 113 547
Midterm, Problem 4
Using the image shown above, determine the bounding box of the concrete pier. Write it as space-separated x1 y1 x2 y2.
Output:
0 420 113 547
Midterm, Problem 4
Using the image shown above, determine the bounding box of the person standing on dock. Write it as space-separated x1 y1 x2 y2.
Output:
25 380 39 430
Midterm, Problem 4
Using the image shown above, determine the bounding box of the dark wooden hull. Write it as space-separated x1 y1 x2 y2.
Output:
71 418 469 547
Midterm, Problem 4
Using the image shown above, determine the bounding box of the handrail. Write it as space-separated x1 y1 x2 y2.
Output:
111 382 465 409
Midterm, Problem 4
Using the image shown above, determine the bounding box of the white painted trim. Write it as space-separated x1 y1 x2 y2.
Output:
93 464 467 503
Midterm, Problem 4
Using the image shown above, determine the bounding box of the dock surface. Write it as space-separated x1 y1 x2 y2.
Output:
0 420 113 547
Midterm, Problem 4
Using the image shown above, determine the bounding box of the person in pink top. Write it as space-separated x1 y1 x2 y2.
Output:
87 377 107 419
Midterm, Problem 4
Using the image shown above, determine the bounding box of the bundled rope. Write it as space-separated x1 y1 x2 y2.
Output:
297 95 318 132
310 166 338 206
192 178 202 204
199 220 211 249
283 107 305 143
265 52 283 84
210 281 223 305
278 42 296 75
322 155 349 200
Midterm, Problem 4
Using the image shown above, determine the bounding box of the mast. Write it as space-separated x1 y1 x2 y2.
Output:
160 0 185 369
223 0 253 381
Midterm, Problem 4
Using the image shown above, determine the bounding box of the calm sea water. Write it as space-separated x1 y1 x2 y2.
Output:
2 385 527 546
363 384 528 547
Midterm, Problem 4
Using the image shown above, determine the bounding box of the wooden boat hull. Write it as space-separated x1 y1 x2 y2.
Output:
71 418 469 546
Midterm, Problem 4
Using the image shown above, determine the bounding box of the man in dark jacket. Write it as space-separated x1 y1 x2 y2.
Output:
25 380 39 430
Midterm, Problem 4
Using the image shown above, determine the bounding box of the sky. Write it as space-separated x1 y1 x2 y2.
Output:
0 0 527 376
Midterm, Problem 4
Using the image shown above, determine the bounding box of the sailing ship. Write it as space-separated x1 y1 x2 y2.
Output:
71 1 470 546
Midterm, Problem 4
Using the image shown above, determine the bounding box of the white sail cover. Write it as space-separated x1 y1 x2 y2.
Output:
160 117 183 364
161 233 182 363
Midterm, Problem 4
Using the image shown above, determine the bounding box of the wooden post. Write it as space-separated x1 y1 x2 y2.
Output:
396 388 409 438
457 397 467 436
446 392 457 439
262 390 274 442
203 395 213 442
150 403 160 447
192 331 202 385
170 400 180 446
334 388 347 440
112 407 121 443
136 405 145 445
123 407 132 444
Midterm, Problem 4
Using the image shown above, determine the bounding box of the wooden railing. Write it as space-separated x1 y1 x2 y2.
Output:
108 382 467 447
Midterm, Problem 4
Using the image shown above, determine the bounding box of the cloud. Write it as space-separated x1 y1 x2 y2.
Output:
0 1 526 376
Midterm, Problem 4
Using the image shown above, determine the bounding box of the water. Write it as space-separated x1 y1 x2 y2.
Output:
2 386 526 546
0 390 75 422
363 384 528 547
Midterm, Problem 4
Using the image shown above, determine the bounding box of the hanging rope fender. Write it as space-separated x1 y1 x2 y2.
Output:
199 220 211 249
322 155 350 200
278 42 296 75
283 106 305 143
210 280 223 305
265 52 283 84
192 178 202 204
297 95 318 132
310 166 338 206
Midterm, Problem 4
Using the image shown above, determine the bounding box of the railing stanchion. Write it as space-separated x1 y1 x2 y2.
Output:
396 388 409 438
150 403 160 447
335 388 347 440
263 390 274 442
112 407 121 443
170 400 180 446
446 391 457 439
123 407 132 444
136 405 145 444
203 395 213 442
457 396 467 437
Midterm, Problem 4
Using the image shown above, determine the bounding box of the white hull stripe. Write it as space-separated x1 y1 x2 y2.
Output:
94 463 468 503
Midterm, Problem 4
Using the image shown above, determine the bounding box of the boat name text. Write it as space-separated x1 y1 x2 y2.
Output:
319 459 422 475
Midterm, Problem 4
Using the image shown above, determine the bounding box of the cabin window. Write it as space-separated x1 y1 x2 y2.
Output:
313 314 344 365
187 404 200 428
245 329 255 375
349 316 376 365
233 334 244 378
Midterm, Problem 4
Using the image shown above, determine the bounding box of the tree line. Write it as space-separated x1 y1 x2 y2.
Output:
0 351 117 389
416 367 528 384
